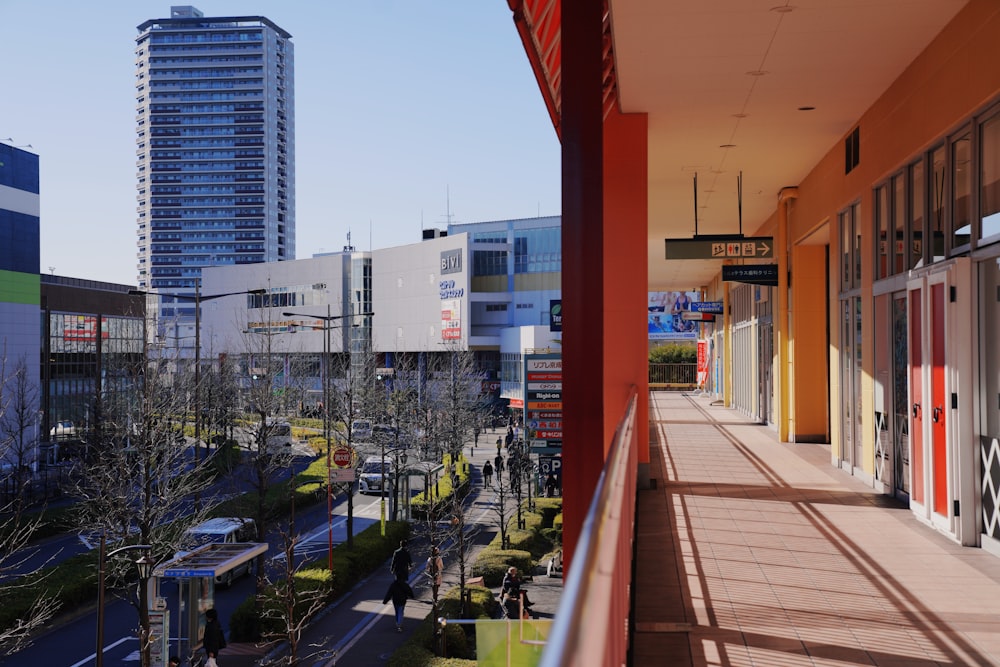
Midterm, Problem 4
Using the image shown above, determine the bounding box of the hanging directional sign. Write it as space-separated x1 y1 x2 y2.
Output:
722 264 779 286
665 235 773 260
681 311 716 321
690 301 724 314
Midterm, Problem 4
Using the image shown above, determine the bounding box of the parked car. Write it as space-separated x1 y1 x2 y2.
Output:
372 424 399 444
358 456 393 495
173 517 256 587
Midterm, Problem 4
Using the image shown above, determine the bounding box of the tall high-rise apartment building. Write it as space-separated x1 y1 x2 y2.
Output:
135 5 294 318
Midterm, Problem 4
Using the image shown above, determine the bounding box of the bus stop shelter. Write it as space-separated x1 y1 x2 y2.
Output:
151 542 267 666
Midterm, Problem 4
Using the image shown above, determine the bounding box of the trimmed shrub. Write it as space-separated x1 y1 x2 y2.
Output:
229 520 410 641
470 549 532 587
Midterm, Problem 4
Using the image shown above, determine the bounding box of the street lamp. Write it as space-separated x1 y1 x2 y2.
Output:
96 536 152 667
283 307 373 568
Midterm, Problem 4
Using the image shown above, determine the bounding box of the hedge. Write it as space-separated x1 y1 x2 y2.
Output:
386 585 497 667
229 520 411 642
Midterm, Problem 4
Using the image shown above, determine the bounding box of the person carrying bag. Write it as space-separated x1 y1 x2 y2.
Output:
203 608 226 667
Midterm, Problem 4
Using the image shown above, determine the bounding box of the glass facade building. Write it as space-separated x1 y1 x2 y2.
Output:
135 5 295 317
39 276 146 446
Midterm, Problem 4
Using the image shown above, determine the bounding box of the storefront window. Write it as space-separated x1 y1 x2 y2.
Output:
892 174 905 273
910 159 925 267
980 113 1000 243
875 184 889 280
931 145 946 262
951 130 972 250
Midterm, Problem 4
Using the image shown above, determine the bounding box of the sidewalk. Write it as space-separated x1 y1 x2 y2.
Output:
633 391 1000 666
247 424 562 667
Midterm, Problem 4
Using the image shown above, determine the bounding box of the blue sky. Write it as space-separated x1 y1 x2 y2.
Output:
0 1 561 285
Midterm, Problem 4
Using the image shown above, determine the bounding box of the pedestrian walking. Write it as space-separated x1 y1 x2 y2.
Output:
496 436 502 455
495 454 504 475
483 460 494 487
474 426 481 448
390 539 412 583
382 577 414 632
545 473 558 497
425 546 444 601
202 608 226 667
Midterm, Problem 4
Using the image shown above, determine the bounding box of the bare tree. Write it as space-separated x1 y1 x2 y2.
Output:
0 352 57 655
237 320 297 593
255 467 333 667
486 463 518 552
0 356 40 508
424 347 490 460
414 457 480 622
326 340 384 548
73 338 218 667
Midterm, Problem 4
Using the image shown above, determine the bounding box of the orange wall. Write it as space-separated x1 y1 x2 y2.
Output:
791 243 829 441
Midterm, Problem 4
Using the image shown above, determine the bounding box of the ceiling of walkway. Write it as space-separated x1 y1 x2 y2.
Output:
605 0 967 291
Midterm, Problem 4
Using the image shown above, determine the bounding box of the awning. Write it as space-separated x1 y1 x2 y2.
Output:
154 542 268 579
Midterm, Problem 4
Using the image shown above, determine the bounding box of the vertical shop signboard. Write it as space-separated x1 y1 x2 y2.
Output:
697 340 709 386
524 352 562 453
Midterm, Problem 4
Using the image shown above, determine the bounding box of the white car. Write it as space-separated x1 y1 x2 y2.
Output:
351 419 373 441
50 420 77 438
358 456 393 494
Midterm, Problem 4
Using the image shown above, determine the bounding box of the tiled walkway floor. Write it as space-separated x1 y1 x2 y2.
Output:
633 392 1000 666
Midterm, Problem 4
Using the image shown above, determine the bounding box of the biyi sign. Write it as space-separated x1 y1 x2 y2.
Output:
440 248 462 275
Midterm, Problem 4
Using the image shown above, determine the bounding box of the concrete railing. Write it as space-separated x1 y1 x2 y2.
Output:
539 387 639 667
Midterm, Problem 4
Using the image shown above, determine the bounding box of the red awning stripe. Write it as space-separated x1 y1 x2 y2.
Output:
508 0 619 137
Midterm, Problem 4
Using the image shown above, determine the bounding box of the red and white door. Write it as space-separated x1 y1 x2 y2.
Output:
907 260 975 543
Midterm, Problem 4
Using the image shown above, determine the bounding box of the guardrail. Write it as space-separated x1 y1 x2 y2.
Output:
539 386 638 667
649 363 697 390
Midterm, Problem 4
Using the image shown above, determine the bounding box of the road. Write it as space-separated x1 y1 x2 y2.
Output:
0 487 397 667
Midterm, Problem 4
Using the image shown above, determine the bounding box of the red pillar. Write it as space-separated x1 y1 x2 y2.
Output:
603 108 649 467
560 0 605 571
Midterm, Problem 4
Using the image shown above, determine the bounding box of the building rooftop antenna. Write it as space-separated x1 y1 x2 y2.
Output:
343 229 355 253
440 185 457 228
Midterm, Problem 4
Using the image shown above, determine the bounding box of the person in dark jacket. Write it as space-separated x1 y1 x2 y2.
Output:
501 566 533 609
383 577 414 632
390 539 412 582
203 608 226 663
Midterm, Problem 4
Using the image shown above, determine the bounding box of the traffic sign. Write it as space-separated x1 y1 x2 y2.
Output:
330 468 356 482
664 235 773 260
333 448 352 467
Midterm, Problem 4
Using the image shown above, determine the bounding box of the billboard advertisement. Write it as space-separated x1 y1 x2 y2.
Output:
648 291 699 341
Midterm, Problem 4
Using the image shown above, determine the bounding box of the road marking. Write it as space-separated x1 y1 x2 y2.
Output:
68 636 133 667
